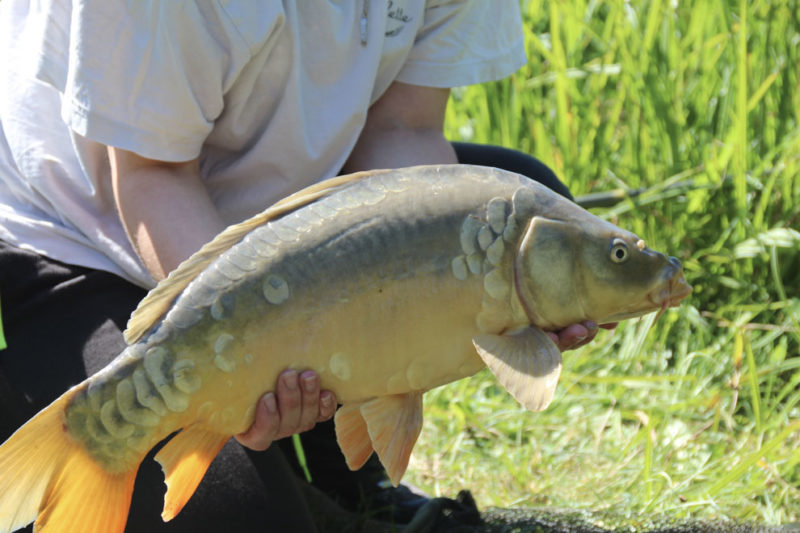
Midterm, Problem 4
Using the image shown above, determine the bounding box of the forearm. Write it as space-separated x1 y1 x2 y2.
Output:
109 147 226 281
342 82 456 173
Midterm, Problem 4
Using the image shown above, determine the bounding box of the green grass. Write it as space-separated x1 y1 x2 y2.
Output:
405 0 800 527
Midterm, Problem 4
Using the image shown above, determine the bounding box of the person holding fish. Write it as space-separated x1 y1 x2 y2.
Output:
0 1 618 532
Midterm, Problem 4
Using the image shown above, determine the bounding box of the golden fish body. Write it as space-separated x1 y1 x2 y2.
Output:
0 165 691 533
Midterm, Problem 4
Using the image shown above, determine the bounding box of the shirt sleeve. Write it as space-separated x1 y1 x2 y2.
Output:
395 0 527 88
59 1 282 162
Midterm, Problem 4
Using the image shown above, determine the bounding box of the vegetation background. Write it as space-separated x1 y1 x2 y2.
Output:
404 0 800 528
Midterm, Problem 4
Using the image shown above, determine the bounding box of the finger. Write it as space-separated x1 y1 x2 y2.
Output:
570 321 600 349
275 369 303 439
555 323 590 351
318 390 336 422
297 371 322 433
234 392 279 451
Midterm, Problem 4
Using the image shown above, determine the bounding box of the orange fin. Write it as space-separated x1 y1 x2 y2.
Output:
35 458 137 533
334 403 373 471
0 387 139 533
154 425 229 521
473 326 562 412
359 393 423 486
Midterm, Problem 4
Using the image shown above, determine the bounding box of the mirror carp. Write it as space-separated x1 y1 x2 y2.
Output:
0 165 691 532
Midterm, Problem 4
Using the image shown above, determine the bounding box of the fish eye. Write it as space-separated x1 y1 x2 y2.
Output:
610 239 629 263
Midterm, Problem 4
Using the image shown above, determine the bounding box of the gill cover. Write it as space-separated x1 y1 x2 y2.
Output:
514 217 584 329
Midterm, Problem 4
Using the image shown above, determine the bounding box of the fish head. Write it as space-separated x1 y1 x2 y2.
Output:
513 209 692 329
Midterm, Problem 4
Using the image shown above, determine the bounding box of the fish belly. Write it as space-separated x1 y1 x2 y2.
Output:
245 271 489 403
151 268 488 444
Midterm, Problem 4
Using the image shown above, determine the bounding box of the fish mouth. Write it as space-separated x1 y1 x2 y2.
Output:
598 270 692 324
649 272 692 310
646 271 692 323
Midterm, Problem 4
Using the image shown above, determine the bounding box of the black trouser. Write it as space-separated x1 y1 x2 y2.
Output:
0 144 571 532
451 142 572 201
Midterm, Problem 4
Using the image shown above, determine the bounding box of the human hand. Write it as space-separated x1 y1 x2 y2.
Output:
546 321 618 352
235 369 337 451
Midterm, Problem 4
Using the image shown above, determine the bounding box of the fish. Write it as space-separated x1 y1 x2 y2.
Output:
0 164 691 533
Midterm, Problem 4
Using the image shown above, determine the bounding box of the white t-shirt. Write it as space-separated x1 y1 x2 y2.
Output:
0 0 526 288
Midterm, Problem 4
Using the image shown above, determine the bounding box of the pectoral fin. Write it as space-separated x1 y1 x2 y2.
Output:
473 327 562 412
334 403 374 471
358 393 424 486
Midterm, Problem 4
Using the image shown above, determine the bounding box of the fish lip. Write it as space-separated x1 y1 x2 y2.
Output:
668 278 693 305
647 272 692 309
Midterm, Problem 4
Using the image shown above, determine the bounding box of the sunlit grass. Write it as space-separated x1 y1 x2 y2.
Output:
406 0 800 527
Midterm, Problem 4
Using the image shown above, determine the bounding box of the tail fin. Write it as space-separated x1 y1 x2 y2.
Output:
0 388 138 533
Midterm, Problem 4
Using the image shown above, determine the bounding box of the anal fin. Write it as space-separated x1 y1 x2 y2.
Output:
359 392 423 487
473 326 562 412
334 404 373 471
154 426 229 521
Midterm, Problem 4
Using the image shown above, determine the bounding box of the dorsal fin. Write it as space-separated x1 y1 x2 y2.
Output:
123 169 390 344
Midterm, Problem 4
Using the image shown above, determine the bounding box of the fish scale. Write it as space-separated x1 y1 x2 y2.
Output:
0 165 691 533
